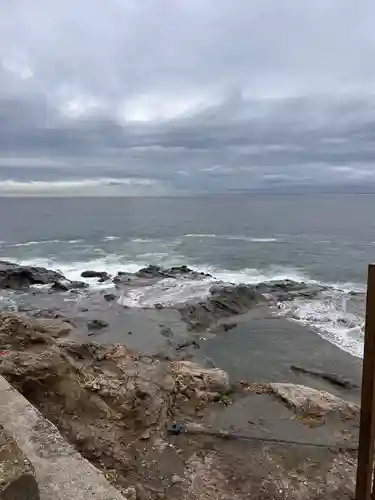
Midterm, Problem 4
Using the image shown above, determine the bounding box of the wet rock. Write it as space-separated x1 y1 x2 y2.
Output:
135 264 205 280
113 274 132 285
255 280 327 302
87 319 109 330
98 275 111 283
174 339 199 351
49 281 69 292
49 280 88 292
0 261 64 289
290 365 359 390
179 284 264 331
103 293 117 302
155 303 164 310
136 265 173 279
166 421 186 435
270 383 359 419
81 270 110 279
160 326 173 338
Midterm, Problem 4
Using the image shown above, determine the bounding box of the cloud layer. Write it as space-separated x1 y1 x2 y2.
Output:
1 0 375 195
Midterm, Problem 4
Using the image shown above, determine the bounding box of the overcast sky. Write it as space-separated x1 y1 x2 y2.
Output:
1 0 375 195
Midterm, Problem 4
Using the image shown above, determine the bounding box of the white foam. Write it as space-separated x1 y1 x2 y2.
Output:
5 255 144 289
194 264 308 285
103 236 121 241
184 234 218 238
11 240 59 247
131 238 158 243
183 234 279 243
7 239 74 248
278 291 364 358
118 276 215 308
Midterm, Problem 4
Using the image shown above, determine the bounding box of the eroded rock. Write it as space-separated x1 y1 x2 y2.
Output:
270 383 359 419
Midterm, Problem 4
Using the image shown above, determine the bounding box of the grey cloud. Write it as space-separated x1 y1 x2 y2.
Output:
1 0 375 194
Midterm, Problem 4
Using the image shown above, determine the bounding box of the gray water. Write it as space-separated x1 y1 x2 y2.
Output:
0 194 373 357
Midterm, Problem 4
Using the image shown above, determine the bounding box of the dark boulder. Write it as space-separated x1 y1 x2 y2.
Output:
103 293 117 302
81 270 110 280
49 280 88 292
160 326 173 338
255 280 327 302
113 273 132 285
0 261 64 289
136 264 211 280
87 319 108 330
136 265 173 279
179 284 264 331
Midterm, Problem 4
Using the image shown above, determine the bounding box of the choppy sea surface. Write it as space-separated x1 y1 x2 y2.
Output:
1 194 373 358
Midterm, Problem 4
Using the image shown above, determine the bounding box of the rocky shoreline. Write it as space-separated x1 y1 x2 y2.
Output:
0 260 363 498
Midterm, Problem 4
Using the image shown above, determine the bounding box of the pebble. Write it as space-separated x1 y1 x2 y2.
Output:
171 474 184 484
140 429 151 440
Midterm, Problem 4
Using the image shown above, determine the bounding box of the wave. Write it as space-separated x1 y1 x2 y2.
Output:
5 239 86 248
131 238 158 243
103 236 121 241
278 291 364 358
10 239 62 247
183 234 279 242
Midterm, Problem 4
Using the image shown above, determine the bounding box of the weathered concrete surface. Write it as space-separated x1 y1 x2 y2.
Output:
0 376 126 500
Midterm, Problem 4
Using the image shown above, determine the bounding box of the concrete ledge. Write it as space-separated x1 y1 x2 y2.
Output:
0 376 125 500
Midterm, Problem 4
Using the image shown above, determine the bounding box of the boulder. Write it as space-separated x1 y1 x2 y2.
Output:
81 270 110 280
170 360 231 394
103 293 117 302
113 274 132 285
179 284 264 330
0 261 64 289
87 319 108 330
135 264 207 280
255 280 327 302
270 383 359 418
136 265 172 279
49 280 88 292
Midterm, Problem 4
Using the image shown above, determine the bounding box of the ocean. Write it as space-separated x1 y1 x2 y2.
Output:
0 194 373 358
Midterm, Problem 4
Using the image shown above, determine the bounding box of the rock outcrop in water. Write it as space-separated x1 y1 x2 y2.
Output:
179 284 265 331
135 264 211 279
0 261 64 289
81 270 110 280
254 280 327 302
